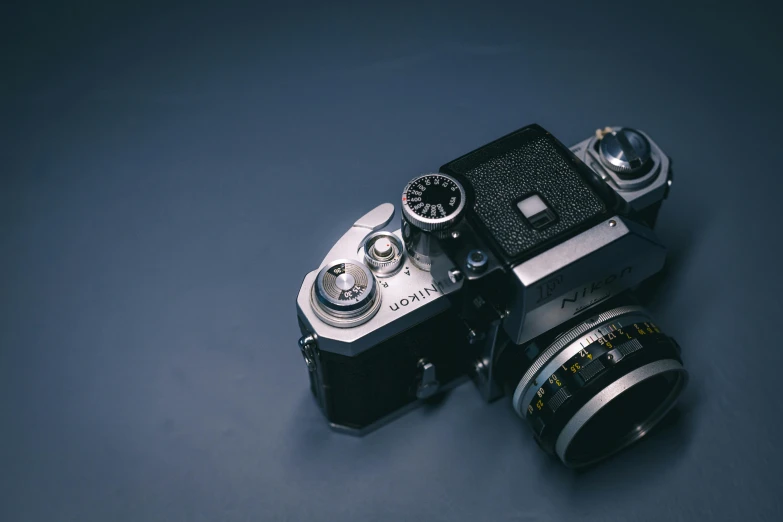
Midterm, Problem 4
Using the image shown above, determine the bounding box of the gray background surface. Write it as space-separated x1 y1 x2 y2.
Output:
2 2 782 521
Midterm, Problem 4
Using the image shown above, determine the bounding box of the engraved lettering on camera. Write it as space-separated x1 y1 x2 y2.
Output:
295 124 688 469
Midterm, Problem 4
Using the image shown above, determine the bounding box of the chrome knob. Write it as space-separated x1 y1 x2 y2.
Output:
598 128 652 177
310 259 381 328
416 359 440 399
362 231 404 276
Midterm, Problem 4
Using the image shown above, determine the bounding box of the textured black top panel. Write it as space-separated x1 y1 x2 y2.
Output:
445 132 606 260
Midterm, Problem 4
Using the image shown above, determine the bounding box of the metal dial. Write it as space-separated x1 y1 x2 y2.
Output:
401 173 466 231
598 128 652 176
311 259 381 328
362 231 404 276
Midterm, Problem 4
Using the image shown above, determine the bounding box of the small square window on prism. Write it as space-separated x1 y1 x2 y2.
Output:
516 194 556 229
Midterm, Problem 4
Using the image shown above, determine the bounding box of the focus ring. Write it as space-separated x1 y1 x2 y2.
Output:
515 305 645 407
522 328 666 426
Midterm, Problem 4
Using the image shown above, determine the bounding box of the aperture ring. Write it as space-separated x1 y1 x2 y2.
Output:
513 310 653 417
523 326 667 432
515 305 646 402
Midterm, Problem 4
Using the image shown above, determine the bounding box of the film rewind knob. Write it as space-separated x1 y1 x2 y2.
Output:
598 128 652 177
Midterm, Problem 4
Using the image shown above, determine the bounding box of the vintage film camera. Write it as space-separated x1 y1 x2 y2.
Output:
295 124 687 468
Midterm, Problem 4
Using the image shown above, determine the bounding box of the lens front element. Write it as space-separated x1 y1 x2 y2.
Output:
512 306 687 468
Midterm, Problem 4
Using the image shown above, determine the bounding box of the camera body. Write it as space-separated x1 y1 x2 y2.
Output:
295 124 686 467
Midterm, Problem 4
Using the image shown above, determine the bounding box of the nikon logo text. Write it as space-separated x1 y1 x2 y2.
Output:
560 266 633 310
389 284 440 312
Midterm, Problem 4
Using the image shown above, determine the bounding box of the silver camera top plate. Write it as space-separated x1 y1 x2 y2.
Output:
296 203 449 357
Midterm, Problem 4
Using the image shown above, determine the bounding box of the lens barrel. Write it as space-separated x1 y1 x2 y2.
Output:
511 305 687 468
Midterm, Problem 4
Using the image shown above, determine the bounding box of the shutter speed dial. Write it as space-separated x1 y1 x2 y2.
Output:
401 173 466 271
401 173 466 231
311 259 381 328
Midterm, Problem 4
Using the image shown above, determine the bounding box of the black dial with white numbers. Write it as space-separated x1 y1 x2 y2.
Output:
401 173 466 231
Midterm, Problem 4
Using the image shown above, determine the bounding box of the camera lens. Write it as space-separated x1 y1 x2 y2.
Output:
511 305 687 468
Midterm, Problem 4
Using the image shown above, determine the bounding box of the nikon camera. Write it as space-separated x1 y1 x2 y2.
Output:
295 124 688 468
